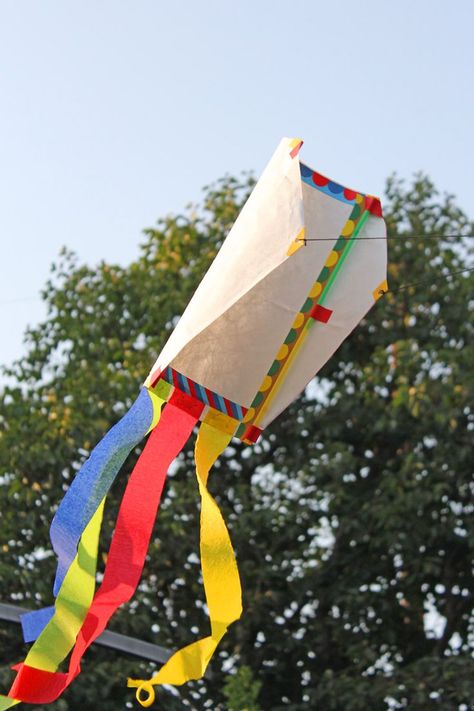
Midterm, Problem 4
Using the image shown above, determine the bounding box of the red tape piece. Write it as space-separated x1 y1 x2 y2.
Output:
365 196 383 217
289 139 303 158
168 388 204 418
309 303 333 323
241 424 263 444
8 399 203 704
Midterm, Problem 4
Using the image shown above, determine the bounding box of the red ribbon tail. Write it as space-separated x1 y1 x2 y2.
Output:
9 396 203 704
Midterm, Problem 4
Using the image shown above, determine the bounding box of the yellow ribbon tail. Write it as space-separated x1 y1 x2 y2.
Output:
0 497 107 708
25 497 106 672
128 419 242 707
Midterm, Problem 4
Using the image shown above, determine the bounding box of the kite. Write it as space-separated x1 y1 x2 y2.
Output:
0 137 387 709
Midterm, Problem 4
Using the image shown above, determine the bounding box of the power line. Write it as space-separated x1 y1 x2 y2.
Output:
0 296 39 306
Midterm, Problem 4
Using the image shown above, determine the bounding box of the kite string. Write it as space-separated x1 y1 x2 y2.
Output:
1 236 472 309
295 233 474 295
297 233 474 242
378 266 474 296
299 234 474 293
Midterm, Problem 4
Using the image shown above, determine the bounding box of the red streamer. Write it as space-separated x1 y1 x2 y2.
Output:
8 396 203 704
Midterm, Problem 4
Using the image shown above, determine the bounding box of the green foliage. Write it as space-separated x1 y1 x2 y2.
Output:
223 665 262 711
0 171 473 710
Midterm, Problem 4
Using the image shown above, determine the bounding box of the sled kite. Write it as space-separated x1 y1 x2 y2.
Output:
0 138 387 709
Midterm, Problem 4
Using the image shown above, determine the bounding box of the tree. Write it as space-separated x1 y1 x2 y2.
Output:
0 172 472 710
223 665 262 711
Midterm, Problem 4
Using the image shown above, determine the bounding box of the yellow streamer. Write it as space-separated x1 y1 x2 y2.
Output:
25 497 105 671
0 497 105 711
146 383 171 433
128 420 241 707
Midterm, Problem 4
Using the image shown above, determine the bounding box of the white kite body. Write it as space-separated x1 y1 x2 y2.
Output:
147 138 387 441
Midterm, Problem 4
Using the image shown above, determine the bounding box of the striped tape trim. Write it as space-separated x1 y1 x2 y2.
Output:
160 366 247 421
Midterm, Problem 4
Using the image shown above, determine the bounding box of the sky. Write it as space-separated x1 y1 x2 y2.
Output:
0 0 473 369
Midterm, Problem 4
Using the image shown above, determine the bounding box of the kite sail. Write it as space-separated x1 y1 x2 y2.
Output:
0 137 387 709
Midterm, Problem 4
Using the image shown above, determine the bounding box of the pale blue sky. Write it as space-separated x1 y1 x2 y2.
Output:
1 0 473 368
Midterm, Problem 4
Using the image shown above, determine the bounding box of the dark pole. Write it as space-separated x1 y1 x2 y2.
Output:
0 601 193 707
0 601 171 664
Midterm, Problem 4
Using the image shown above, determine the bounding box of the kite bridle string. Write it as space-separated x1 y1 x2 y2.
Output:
377 266 474 297
297 234 474 242
296 234 474 296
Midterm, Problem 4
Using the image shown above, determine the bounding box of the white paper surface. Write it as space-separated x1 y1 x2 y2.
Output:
147 138 387 429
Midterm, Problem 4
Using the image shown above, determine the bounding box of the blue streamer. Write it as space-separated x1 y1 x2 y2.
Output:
50 387 154 595
21 606 55 643
22 389 154 643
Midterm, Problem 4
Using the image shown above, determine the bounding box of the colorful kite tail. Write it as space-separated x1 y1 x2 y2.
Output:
4 388 202 706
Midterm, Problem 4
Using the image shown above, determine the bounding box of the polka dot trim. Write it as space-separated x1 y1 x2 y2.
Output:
300 163 383 217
